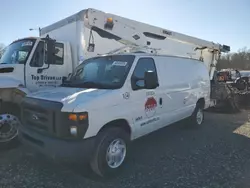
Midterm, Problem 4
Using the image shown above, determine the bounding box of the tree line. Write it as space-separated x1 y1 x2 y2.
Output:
217 47 250 70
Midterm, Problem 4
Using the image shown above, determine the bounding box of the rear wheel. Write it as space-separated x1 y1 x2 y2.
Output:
90 127 130 178
189 102 204 127
227 94 241 113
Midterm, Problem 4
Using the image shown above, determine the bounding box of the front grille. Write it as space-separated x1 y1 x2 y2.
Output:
23 107 50 131
21 97 63 136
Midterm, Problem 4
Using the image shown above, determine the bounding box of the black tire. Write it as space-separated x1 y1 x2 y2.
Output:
90 127 130 178
189 103 204 127
0 113 20 150
226 94 241 113
0 136 20 151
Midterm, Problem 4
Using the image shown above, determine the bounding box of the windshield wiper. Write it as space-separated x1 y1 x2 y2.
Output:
61 80 103 88
80 81 106 89
61 80 118 89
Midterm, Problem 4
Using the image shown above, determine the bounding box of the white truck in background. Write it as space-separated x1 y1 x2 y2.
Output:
0 8 230 147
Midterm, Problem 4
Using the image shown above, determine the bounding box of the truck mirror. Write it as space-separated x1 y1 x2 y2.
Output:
46 39 56 64
144 70 159 89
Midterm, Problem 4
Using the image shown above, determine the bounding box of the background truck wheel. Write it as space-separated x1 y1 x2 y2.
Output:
226 94 241 113
90 127 130 178
0 114 20 150
189 102 204 127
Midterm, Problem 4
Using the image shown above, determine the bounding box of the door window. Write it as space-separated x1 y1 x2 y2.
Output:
131 57 158 89
45 42 64 65
30 42 64 67
30 41 46 67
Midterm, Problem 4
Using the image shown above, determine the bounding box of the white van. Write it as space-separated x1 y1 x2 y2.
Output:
19 53 210 177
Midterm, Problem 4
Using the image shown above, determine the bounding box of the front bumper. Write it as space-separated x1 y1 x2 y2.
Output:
18 125 96 163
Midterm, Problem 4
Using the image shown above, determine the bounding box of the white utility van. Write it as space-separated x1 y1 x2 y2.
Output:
19 53 210 177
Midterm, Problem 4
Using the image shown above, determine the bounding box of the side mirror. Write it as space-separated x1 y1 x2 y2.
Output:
46 38 56 64
144 70 159 89
62 76 67 83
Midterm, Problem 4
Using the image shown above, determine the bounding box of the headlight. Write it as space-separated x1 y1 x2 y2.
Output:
67 112 89 138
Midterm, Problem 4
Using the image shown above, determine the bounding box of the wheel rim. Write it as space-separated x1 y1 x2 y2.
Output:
196 109 203 125
106 138 126 169
0 114 19 143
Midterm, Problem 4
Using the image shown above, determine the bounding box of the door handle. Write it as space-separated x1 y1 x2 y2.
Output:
183 98 188 104
159 98 163 105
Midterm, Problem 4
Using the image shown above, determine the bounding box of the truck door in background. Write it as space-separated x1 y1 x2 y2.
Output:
25 41 68 92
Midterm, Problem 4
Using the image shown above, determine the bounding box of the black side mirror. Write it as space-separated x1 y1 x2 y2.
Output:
41 35 56 65
62 76 67 83
46 38 56 64
144 70 159 89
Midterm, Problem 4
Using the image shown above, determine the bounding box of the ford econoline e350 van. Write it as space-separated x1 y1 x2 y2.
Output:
19 53 210 177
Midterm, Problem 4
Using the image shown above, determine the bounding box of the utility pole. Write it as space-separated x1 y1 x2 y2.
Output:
29 27 41 36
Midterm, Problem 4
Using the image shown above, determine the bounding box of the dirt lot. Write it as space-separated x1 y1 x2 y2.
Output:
1 110 250 188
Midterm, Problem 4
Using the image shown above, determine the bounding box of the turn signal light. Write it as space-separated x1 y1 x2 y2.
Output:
69 114 77 121
68 113 88 121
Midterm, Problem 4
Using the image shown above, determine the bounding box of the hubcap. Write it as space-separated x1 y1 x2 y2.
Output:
196 109 203 125
106 138 126 169
0 114 19 143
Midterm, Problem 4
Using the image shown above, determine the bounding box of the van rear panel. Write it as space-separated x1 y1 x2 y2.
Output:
155 56 210 110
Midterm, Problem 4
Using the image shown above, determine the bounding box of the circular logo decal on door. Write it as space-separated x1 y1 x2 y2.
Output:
145 97 157 118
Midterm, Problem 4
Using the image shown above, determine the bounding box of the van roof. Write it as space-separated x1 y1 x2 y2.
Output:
99 52 203 63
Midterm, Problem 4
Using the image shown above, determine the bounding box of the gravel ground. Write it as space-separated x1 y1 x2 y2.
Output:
1 110 250 188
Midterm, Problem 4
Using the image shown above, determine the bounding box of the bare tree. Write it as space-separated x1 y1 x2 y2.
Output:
0 43 5 59
217 47 250 70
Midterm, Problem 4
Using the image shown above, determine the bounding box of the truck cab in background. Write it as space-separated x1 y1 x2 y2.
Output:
0 36 71 92
0 36 73 145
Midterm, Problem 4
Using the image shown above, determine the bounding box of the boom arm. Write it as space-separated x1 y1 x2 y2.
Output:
84 8 230 80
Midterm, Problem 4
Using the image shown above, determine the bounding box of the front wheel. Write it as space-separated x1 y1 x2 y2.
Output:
0 114 20 150
90 127 130 178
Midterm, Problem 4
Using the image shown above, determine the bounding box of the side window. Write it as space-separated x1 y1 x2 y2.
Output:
131 58 158 89
45 42 64 65
30 41 46 67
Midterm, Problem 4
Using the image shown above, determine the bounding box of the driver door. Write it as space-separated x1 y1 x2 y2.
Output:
129 57 164 138
25 41 67 92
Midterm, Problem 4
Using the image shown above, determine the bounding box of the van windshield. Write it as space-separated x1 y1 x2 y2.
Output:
0 39 35 65
62 55 135 89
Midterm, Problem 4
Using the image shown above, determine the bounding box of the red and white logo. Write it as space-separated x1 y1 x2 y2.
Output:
145 97 157 118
